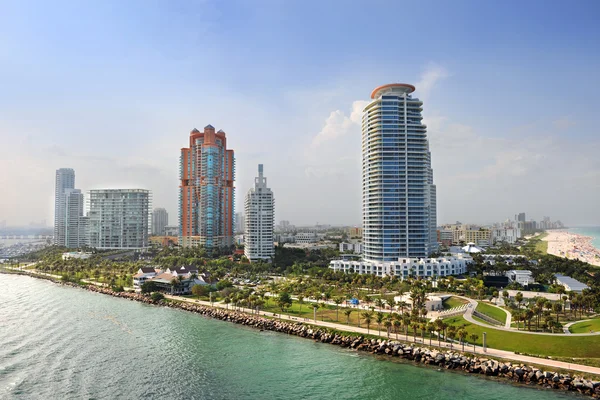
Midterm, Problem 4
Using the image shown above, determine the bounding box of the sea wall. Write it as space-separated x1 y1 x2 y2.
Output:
3 270 599 398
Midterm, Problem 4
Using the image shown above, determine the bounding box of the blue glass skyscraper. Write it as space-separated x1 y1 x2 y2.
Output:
362 84 438 262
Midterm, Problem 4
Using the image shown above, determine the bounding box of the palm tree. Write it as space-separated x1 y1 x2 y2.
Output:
553 302 562 324
376 312 384 335
384 319 392 338
447 326 457 349
297 293 305 316
362 311 373 334
426 322 435 346
334 297 343 321
458 328 468 351
469 333 479 352
344 309 353 325
393 319 401 340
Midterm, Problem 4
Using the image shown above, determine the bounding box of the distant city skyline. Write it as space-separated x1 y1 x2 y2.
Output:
1 1 599 227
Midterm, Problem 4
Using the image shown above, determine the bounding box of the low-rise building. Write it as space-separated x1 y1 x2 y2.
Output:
393 294 444 312
132 267 159 288
555 274 589 293
506 270 535 286
284 242 337 251
329 255 471 279
295 232 318 243
339 242 362 254
62 251 92 260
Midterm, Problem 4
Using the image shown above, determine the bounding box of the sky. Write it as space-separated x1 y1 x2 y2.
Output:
1 0 599 227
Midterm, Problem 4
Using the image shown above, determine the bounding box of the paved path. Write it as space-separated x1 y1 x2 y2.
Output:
563 319 592 335
450 295 600 336
162 294 600 376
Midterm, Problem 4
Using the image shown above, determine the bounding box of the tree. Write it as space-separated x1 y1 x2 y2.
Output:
393 318 401 340
277 292 293 312
384 319 392 338
515 292 523 308
151 292 164 302
223 296 231 310
141 280 157 294
469 333 479 352
426 322 435 346
362 311 373 334
502 290 509 304
191 284 209 298
297 293 305 315
553 302 562 323
376 312 385 335
334 297 343 321
344 308 353 325
458 328 468 351
170 278 178 294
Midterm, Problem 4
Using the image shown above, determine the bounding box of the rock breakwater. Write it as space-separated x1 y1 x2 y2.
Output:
2 270 599 398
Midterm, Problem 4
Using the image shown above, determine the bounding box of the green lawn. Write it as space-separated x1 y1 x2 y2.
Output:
569 319 600 334
443 296 468 310
475 302 507 324
443 316 600 358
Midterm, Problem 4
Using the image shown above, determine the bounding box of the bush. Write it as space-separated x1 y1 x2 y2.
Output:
151 292 165 302
141 281 158 294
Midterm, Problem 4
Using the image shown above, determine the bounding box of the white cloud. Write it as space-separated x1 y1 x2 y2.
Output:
416 63 449 100
311 100 369 148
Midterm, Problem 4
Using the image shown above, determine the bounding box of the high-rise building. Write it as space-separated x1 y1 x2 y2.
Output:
235 212 245 234
517 213 526 222
88 189 151 249
64 189 87 248
179 125 235 249
330 83 467 279
362 83 437 261
244 164 275 262
152 208 169 235
54 168 75 245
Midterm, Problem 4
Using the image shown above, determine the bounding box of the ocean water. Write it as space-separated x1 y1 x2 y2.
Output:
569 227 600 251
0 274 577 400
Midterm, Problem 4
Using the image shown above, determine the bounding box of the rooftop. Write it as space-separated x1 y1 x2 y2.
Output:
371 83 416 99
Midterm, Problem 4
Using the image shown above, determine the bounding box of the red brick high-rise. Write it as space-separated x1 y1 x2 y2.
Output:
179 125 235 249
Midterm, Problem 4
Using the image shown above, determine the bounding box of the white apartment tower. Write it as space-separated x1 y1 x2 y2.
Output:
54 168 75 246
362 83 438 261
64 189 88 248
152 208 169 235
244 164 274 262
88 189 151 249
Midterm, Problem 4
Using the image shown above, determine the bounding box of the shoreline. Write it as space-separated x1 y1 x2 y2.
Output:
2 269 600 398
543 230 600 267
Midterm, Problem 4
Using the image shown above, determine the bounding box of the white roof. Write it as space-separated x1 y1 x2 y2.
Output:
462 243 484 253
555 274 589 291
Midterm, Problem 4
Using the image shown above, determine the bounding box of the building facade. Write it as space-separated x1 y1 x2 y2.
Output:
244 164 274 262
330 255 470 278
179 125 235 249
152 208 169 236
88 189 151 249
64 189 88 248
54 168 75 246
235 212 245 234
362 83 437 261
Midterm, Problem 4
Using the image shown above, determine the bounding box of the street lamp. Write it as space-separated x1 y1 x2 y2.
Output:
483 332 487 352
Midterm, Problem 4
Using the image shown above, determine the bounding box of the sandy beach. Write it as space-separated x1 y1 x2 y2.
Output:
544 230 600 267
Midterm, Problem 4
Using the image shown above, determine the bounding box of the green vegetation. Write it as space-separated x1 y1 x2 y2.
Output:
443 316 600 358
569 318 600 334
475 302 507 324
443 296 468 310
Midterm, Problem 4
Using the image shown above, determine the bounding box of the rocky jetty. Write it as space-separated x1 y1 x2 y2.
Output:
3 270 599 398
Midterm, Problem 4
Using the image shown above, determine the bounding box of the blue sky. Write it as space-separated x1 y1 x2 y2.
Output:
1 0 599 226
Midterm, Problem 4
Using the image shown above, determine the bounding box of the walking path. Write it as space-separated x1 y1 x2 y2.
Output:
563 320 591 335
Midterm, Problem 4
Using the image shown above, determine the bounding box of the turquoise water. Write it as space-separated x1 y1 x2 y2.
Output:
569 226 600 250
0 275 577 400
